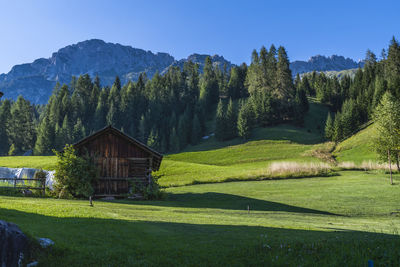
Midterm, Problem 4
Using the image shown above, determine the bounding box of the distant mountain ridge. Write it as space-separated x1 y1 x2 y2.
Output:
0 39 360 104
0 39 232 103
290 55 363 76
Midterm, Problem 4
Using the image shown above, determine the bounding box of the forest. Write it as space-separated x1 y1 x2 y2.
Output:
1 37 399 156
0 45 308 155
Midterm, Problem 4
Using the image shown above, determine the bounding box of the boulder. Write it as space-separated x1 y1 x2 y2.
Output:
0 220 28 267
37 238 54 248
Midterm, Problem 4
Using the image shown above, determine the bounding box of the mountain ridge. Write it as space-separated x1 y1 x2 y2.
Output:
0 39 361 104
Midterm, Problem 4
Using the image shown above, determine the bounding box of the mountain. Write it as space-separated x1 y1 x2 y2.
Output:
0 39 232 104
165 53 234 74
0 39 361 104
290 55 363 77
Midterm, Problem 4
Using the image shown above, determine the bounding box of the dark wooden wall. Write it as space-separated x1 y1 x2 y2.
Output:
76 132 153 196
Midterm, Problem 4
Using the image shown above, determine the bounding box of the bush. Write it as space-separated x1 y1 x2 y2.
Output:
53 144 99 199
129 175 165 200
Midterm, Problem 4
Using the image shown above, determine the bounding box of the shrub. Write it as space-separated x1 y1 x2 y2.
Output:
129 175 165 200
53 144 99 199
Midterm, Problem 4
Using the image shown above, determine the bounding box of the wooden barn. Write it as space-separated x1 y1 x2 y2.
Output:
73 125 163 197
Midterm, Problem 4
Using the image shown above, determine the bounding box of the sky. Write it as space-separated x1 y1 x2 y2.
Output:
0 0 400 74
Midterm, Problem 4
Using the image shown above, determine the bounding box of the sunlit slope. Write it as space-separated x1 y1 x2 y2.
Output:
333 124 378 164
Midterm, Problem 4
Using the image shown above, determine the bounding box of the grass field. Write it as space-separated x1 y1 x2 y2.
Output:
3 101 398 265
0 156 57 170
1 171 399 266
334 124 378 164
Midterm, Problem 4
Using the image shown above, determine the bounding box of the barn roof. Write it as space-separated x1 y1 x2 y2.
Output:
73 125 163 170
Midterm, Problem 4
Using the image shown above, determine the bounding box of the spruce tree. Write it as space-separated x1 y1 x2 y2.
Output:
225 98 237 139
0 100 11 155
169 128 180 153
215 100 226 141
191 114 202 145
199 56 219 108
237 102 253 140
324 113 334 140
34 116 55 155
147 128 159 150
177 115 187 149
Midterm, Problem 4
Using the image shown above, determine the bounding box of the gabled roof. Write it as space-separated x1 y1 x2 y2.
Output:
73 125 163 170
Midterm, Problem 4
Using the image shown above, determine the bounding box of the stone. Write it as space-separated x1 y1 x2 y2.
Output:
0 220 28 267
37 238 54 248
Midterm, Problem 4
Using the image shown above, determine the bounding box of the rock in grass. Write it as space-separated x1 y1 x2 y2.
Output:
0 220 28 267
38 238 54 248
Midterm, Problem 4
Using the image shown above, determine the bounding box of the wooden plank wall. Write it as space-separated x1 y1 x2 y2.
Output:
77 132 152 196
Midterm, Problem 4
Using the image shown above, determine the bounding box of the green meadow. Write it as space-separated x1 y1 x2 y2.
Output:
1 101 400 265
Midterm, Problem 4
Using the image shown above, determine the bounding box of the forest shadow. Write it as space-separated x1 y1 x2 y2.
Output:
109 192 340 216
0 207 398 266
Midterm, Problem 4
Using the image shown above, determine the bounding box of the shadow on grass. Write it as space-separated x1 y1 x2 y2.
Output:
109 192 340 216
0 207 398 266
180 125 324 153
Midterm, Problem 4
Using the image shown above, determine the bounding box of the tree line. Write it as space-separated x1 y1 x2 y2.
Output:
292 37 400 143
0 44 309 156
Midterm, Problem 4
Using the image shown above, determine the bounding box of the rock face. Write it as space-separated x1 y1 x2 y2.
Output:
165 53 233 74
290 55 363 76
0 39 362 104
0 220 28 267
0 39 232 104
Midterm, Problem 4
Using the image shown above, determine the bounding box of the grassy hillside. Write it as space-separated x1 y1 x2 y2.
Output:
334 124 378 164
1 171 399 266
157 101 330 186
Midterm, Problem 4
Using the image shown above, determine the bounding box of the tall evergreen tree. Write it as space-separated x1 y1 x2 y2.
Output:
34 115 55 155
237 101 254 140
0 100 11 155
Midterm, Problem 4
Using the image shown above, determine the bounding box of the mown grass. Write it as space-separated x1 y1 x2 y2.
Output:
1 171 399 266
334 124 378 164
0 156 57 170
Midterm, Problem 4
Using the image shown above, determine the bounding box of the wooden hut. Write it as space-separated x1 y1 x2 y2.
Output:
73 125 163 197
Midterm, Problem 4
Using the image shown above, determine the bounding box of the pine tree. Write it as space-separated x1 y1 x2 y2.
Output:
177 115 188 149
169 127 180 152
332 112 343 142
147 128 159 150
138 115 147 143
324 113 334 140
191 114 202 145
199 56 219 108
34 115 55 155
237 102 253 140
276 46 294 102
7 96 36 154
215 100 226 141
0 100 11 155
225 98 237 139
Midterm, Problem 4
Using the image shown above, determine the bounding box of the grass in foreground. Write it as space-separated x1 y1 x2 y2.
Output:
1 171 399 266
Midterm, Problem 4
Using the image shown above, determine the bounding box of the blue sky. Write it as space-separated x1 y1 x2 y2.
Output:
0 0 399 74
